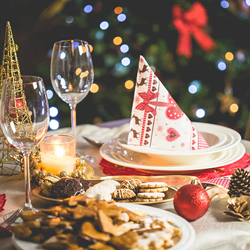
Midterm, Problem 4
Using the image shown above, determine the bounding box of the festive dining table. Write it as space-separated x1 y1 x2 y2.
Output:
1 118 250 250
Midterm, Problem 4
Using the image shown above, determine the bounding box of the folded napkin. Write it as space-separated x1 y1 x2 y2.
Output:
99 153 250 189
128 56 209 151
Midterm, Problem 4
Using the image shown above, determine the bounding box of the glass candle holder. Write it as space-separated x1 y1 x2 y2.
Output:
40 134 76 175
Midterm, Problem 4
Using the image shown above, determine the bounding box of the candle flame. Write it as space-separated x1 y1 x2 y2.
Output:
55 146 64 158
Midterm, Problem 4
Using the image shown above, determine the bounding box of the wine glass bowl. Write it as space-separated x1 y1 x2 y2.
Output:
0 76 49 210
50 39 94 138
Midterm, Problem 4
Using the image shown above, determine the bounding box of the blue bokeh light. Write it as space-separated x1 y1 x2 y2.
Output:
121 57 130 66
46 89 53 99
84 5 93 13
117 13 126 22
120 44 129 53
220 0 229 8
196 108 206 118
49 107 59 117
65 16 74 24
217 60 227 71
100 21 109 30
49 119 59 130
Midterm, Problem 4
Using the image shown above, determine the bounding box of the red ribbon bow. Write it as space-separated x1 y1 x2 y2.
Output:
172 2 216 58
135 90 169 116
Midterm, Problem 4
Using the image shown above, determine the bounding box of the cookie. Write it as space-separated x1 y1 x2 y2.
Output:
135 197 164 202
112 189 136 200
139 182 167 188
139 187 168 193
119 179 142 191
137 192 165 199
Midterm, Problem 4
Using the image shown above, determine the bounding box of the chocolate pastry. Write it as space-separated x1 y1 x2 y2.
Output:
53 177 91 198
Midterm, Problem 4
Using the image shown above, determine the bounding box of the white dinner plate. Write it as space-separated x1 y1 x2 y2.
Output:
117 122 241 163
12 203 195 250
100 139 245 173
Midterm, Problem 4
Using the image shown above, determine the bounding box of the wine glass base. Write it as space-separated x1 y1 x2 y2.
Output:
23 203 37 212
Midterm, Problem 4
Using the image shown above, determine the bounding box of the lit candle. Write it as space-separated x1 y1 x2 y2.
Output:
40 134 76 175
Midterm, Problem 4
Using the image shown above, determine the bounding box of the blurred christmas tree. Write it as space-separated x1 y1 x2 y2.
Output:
1 0 250 137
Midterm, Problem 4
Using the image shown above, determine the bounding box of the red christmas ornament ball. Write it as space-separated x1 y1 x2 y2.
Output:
174 184 210 221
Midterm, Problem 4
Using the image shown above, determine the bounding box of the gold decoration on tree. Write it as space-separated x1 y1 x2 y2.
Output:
0 21 34 175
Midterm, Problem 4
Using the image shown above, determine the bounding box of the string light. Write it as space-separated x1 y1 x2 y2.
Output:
220 0 229 8
65 16 74 24
229 103 239 113
84 5 93 13
113 36 122 45
196 108 206 118
49 107 58 117
100 21 109 30
90 83 99 93
49 119 59 130
121 57 130 66
124 80 134 89
114 6 123 14
225 52 234 61
46 89 53 99
120 44 129 53
117 13 126 22
188 80 201 94
217 60 227 71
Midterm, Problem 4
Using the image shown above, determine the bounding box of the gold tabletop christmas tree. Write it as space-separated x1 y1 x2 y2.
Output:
0 21 33 175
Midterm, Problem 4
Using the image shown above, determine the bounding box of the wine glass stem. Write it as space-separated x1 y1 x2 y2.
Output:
70 104 77 139
23 152 32 210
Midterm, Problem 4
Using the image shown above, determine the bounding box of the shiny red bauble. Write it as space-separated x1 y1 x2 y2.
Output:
174 184 210 221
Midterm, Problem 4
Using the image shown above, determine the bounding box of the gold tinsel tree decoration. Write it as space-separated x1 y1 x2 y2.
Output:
0 21 34 175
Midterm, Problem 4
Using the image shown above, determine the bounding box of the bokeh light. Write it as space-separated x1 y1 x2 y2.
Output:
121 57 130 66
84 5 93 13
49 119 59 130
65 16 74 24
114 7 123 14
46 89 53 99
124 80 134 89
229 103 239 113
90 83 99 93
120 44 129 53
196 108 206 118
188 80 201 94
217 60 227 71
113 36 122 45
225 52 234 61
220 0 229 8
117 13 126 22
49 107 58 117
100 21 109 30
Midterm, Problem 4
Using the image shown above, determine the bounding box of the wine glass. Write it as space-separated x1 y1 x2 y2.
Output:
50 39 94 139
0 76 49 211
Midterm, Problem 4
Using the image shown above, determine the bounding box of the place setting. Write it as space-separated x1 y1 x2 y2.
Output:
99 56 246 177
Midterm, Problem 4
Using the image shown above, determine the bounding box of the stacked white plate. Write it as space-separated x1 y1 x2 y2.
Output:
100 122 245 174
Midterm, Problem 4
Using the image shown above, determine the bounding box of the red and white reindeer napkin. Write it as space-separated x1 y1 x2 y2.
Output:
128 56 209 151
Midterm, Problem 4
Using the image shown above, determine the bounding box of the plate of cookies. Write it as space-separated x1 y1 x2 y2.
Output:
12 196 195 250
32 176 198 205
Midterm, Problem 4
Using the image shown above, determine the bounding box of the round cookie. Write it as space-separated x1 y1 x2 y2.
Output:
139 182 167 188
137 192 165 199
139 187 168 193
135 197 164 202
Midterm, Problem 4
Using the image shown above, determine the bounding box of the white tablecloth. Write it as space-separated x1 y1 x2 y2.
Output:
1 121 250 250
